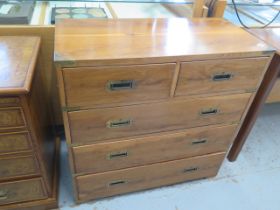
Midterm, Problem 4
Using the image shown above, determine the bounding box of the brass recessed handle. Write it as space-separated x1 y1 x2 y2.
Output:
200 108 219 116
0 190 8 200
192 139 207 145
107 119 132 128
183 167 199 173
108 151 128 160
108 180 127 187
107 80 135 91
212 72 234 81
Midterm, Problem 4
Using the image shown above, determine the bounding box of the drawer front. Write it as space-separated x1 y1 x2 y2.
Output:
63 63 175 107
0 155 39 180
0 178 47 205
0 107 26 130
0 97 20 108
0 132 31 154
176 58 268 97
76 152 225 201
72 124 237 174
68 93 251 144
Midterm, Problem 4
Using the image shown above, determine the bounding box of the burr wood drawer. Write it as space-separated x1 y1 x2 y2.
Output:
176 57 269 97
72 124 237 174
0 107 26 130
0 131 31 154
62 63 176 108
0 97 20 108
68 93 251 144
0 155 39 181
75 152 225 202
0 178 47 205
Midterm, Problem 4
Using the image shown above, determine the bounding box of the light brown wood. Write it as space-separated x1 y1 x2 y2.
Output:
54 19 274 67
0 97 20 107
175 57 269 97
76 152 225 202
0 178 47 205
192 0 205 17
72 124 237 174
266 79 280 103
0 108 26 130
68 93 251 144
0 154 39 181
62 63 175 108
212 0 227 17
0 131 31 154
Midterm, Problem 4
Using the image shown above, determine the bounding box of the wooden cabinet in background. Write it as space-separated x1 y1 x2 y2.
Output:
0 37 58 210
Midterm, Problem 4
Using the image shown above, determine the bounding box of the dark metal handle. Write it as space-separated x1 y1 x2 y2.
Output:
192 139 207 145
200 108 219 116
212 72 233 81
108 151 128 159
107 80 135 91
0 190 8 200
107 119 132 128
109 180 126 186
183 167 199 173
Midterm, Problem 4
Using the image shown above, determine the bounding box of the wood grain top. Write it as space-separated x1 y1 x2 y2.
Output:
247 28 280 54
0 36 40 95
54 18 274 66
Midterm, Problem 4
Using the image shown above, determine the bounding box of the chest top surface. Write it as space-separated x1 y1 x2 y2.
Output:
54 18 274 66
0 36 40 95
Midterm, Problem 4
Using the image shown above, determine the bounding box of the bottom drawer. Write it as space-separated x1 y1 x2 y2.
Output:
76 152 225 202
0 178 47 205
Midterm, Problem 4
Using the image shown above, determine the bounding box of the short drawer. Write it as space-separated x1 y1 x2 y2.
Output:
68 93 251 144
72 124 237 174
0 107 26 130
0 131 31 154
175 57 268 97
62 63 175 107
0 155 39 181
75 152 225 202
0 178 47 205
0 97 20 108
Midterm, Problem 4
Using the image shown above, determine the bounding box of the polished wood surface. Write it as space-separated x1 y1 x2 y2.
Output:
68 93 251 144
63 63 175 108
55 19 273 66
76 152 225 202
0 37 40 95
72 124 237 174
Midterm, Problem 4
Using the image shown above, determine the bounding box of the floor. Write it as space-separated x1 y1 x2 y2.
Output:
58 103 280 210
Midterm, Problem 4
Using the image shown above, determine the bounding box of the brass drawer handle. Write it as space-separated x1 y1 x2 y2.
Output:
192 139 207 145
200 108 219 116
107 119 132 128
108 151 128 159
107 80 135 91
0 190 8 200
183 167 199 173
212 72 234 81
109 180 127 187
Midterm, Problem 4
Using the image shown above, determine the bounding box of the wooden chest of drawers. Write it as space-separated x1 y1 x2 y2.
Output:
0 37 58 209
54 18 274 203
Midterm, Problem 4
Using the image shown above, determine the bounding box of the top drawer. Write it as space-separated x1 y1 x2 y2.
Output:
62 63 175 108
175 58 269 97
0 97 20 108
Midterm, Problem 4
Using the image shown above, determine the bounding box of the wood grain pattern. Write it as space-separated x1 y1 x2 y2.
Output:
68 93 251 144
0 131 31 154
55 19 274 67
0 107 26 130
72 124 237 174
0 97 20 108
76 152 225 202
176 57 269 96
63 63 175 108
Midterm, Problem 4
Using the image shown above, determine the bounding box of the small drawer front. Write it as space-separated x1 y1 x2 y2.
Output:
176 58 268 97
76 152 225 202
0 132 31 154
0 107 26 130
0 97 20 108
62 63 175 107
0 155 39 180
0 178 47 205
68 93 251 144
72 124 237 174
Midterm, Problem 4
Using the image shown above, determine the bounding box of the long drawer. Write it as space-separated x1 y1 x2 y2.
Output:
62 63 176 108
72 124 237 174
68 93 251 144
0 107 26 130
0 131 31 154
75 152 225 202
0 178 47 205
175 57 268 97
0 155 39 181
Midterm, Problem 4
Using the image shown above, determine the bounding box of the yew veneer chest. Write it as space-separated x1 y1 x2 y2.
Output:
54 18 274 203
0 37 57 209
